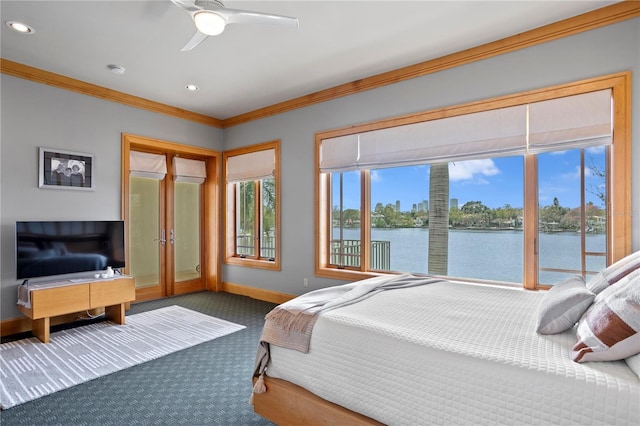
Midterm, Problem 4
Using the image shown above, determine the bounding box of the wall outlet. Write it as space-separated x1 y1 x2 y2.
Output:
303 278 309 287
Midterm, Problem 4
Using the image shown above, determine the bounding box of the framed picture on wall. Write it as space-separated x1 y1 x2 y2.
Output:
38 147 94 190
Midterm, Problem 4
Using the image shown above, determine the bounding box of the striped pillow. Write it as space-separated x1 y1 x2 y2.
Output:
572 268 640 363
587 251 640 294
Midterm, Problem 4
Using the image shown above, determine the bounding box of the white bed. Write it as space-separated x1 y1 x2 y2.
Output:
256 280 640 425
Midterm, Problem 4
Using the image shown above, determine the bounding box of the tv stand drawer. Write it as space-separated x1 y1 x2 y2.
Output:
90 277 135 308
30 284 90 319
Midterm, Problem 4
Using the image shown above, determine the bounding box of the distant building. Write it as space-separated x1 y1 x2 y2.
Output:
417 200 429 212
450 198 459 209
395 200 401 212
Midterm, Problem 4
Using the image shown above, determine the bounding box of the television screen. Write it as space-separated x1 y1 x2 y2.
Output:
16 220 125 280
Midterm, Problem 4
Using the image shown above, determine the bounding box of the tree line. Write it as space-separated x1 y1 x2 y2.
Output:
334 196 606 233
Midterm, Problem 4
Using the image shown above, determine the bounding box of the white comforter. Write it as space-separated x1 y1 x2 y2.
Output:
265 281 640 425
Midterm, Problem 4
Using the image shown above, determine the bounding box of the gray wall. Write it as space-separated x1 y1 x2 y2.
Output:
222 19 640 296
0 75 223 320
1 19 638 322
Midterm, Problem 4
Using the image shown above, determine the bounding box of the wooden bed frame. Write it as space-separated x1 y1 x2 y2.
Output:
252 376 383 425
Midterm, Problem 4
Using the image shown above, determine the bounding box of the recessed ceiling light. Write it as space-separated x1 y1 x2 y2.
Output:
5 21 35 34
107 64 126 75
185 84 200 92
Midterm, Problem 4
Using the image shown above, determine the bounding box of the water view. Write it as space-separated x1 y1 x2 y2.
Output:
336 228 606 285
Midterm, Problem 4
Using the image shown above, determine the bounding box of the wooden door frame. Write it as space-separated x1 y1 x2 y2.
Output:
121 133 222 301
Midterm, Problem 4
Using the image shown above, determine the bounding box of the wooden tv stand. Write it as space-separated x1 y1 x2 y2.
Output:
17 276 135 343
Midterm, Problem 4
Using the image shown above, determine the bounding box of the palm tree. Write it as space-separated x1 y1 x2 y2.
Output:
428 163 449 275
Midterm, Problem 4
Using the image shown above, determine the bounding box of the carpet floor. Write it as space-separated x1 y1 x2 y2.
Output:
1 305 245 410
0 291 277 425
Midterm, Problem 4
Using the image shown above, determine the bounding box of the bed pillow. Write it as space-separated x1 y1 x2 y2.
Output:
625 353 640 379
586 251 640 295
572 268 640 363
536 275 595 335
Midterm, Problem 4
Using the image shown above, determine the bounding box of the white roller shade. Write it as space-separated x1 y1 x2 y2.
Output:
173 157 206 184
226 149 275 182
130 151 166 180
358 105 527 169
319 134 359 172
319 90 613 172
321 105 527 172
528 89 612 153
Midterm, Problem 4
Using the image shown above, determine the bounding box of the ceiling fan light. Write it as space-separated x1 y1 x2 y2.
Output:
194 11 226 36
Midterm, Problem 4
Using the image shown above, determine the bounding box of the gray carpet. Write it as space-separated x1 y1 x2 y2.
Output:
0 291 277 425
1 305 245 409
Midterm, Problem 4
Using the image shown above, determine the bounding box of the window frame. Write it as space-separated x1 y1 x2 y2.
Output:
224 140 281 270
314 73 632 288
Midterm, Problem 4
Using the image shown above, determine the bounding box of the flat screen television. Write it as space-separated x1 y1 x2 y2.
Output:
16 220 125 280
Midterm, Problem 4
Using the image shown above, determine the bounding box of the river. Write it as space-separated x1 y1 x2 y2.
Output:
335 228 606 284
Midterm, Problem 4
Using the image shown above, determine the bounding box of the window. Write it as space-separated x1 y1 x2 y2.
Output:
224 141 280 270
315 74 631 289
331 170 362 268
537 148 607 284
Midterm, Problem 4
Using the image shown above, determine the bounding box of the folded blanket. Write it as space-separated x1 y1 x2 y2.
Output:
251 273 443 401
17 280 31 309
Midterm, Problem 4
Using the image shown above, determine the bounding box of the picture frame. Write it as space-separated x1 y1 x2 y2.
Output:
39 147 95 190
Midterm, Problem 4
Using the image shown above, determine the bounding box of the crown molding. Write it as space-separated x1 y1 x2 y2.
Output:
2 2 637 129
222 1 640 128
0 58 224 128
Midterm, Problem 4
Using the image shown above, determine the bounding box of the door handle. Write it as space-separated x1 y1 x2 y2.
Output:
154 229 166 245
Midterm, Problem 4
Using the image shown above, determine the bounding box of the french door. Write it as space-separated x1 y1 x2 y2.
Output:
129 166 205 300
122 134 221 302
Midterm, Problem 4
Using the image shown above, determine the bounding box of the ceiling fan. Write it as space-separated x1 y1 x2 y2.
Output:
170 0 299 51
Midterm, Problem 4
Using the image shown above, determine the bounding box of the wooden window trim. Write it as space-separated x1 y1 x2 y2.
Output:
314 72 632 287
223 141 281 271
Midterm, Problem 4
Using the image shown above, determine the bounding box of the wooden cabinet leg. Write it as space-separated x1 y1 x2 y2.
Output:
32 317 50 343
104 303 126 325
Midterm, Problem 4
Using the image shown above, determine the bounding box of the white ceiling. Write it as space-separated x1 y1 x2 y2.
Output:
1 0 620 120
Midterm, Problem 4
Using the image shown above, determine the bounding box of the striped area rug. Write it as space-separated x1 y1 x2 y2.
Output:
0 305 245 409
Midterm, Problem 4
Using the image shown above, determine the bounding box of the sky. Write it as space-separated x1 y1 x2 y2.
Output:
337 147 606 211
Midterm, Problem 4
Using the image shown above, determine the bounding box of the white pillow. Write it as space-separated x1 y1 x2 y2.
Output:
536 275 594 335
625 353 640 378
572 268 640 362
587 251 640 294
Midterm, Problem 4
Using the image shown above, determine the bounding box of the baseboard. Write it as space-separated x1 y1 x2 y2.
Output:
221 282 294 305
1 285 293 338
1 312 86 338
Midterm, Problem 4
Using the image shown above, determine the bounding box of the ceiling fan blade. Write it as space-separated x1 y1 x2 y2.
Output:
170 0 298 51
181 31 209 51
222 9 299 28
170 0 201 13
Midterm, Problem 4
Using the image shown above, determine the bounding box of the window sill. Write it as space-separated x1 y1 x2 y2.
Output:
314 266 386 282
315 266 536 291
225 256 280 271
